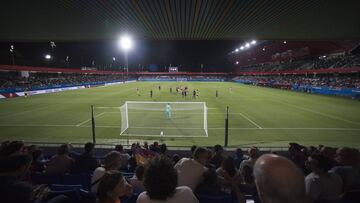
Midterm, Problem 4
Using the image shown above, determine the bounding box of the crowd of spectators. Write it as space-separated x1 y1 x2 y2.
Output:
233 75 360 90
0 72 127 91
1 139 359 203
237 54 360 72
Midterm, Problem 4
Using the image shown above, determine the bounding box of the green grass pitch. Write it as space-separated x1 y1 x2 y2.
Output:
0 82 360 148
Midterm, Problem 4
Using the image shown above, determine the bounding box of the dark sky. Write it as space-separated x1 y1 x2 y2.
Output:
0 40 241 72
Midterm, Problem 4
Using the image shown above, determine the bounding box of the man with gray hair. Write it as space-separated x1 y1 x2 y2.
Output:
254 154 308 203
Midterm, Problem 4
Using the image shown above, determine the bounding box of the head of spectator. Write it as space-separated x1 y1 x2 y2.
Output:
214 144 223 154
0 140 25 156
143 142 149 150
249 147 260 160
190 145 197 157
103 151 122 170
57 143 70 155
115 144 124 153
306 154 334 175
0 154 32 178
254 154 307 203
143 156 178 200
97 170 130 203
334 147 359 167
84 142 95 155
172 154 180 164
160 143 167 155
193 147 209 166
235 148 244 159
221 156 237 177
320 146 337 160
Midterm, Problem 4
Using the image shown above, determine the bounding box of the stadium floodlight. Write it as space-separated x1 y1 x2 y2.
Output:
251 40 256 45
240 46 244 50
245 43 250 48
45 54 52 60
235 61 239 65
283 41 287 44
113 57 116 61
235 48 239 52
118 35 133 51
262 47 266 51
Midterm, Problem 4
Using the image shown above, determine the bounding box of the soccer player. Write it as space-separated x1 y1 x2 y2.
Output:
192 90 196 99
136 87 140 96
165 103 172 119
170 87 172 93
216 90 218 98
150 90 153 98
158 85 161 91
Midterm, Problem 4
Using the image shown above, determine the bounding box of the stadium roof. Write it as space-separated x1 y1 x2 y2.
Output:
1 0 359 41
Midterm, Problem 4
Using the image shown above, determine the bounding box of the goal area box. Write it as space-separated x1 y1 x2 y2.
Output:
120 101 208 137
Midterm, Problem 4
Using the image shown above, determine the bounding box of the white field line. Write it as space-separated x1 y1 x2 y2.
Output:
276 100 360 126
120 133 207 138
76 112 106 127
238 113 263 129
2 123 360 131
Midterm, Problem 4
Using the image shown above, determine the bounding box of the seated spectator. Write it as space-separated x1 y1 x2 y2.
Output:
238 165 257 196
305 154 343 202
97 170 132 203
209 144 224 169
331 147 360 191
0 140 26 156
196 169 226 195
172 154 180 165
72 142 99 174
45 143 74 175
0 154 33 203
115 144 131 171
254 154 308 203
239 147 259 171
91 151 122 193
174 147 208 190
137 156 198 203
234 148 245 169
29 146 45 174
196 169 245 203
129 166 145 193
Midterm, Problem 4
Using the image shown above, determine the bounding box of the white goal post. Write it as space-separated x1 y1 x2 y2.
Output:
120 101 208 137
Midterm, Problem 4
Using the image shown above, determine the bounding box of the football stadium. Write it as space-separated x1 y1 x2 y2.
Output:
0 1 359 203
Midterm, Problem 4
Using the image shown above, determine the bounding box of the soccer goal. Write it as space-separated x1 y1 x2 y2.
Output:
120 101 208 137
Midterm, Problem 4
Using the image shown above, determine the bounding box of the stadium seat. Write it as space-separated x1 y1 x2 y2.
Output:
50 184 83 191
31 172 62 185
61 173 92 190
196 194 234 203
46 189 80 203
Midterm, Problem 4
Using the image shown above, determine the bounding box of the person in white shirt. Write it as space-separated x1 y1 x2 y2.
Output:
174 147 208 190
305 154 343 202
137 156 198 203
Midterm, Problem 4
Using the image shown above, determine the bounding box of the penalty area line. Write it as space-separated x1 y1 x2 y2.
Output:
239 113 262 129
76 112 106 127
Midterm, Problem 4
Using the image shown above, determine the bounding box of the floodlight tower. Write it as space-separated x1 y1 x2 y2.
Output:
118 35 133 81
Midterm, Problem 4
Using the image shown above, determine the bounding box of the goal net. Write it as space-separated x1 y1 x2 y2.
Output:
120 101 208 137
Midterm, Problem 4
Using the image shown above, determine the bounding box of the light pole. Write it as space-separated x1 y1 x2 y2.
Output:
118 35 133 82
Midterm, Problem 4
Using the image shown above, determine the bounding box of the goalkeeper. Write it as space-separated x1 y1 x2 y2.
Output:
165 103 172 119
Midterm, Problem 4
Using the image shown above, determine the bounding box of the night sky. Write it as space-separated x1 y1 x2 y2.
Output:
0 40 242 72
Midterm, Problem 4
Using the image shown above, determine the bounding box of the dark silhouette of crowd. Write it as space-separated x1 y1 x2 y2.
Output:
233 75 360 90
0 140 359 203
237 54 360 72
